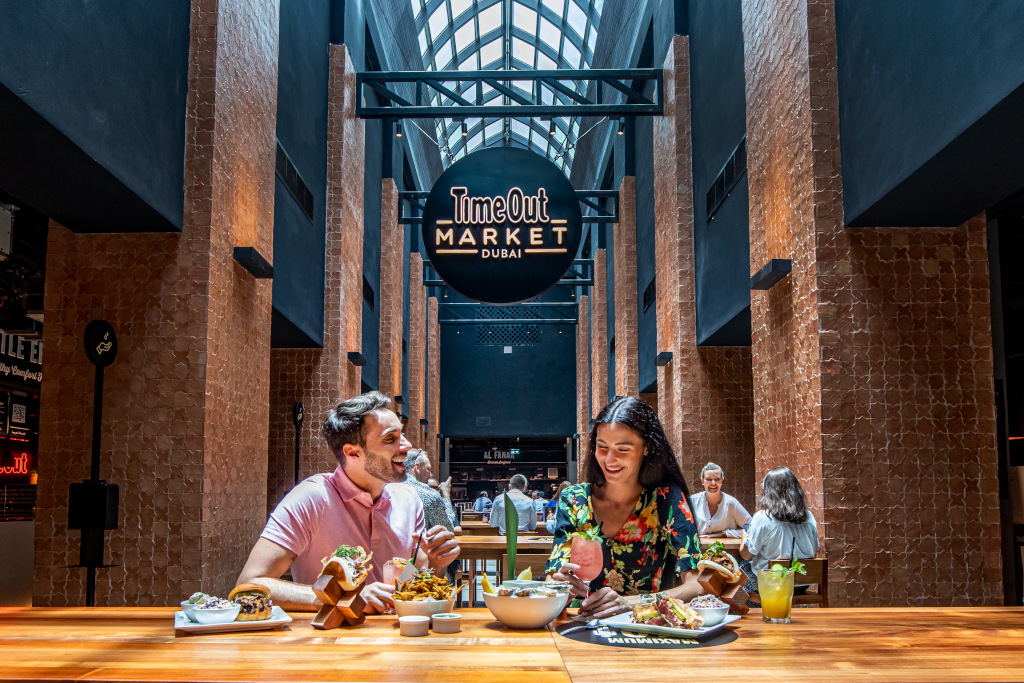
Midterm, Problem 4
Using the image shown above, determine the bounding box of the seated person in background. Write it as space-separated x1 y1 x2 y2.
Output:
472 490 492 512
489 475 538 534
237 392 460 614
546 397 705 619
403 448 462 581
545 510 556 535
532 490 547 513
740 466 818 596
546 481 571 510
691 462 752 538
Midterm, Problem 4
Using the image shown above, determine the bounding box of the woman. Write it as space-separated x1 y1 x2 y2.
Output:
740 466 818 594
545 397 704 618
545 481 571 534
691 462 751 538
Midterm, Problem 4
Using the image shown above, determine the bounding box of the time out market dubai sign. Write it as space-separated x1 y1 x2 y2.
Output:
422 147 583 304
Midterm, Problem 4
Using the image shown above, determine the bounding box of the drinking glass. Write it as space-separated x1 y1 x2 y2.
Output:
569 535 603 602
382 560 403 615
756 568 795 623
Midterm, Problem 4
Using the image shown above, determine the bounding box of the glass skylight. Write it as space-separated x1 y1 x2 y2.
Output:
410 0 603 175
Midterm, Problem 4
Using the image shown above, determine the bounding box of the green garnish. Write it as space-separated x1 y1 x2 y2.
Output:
568 528 602 542
701 540 725 559
770 557 807 577
332 545 358 558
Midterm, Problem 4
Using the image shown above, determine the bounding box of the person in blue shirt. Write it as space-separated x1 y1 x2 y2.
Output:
472 490 492 512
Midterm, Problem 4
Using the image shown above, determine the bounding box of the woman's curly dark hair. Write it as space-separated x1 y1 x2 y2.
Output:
584 397 692 500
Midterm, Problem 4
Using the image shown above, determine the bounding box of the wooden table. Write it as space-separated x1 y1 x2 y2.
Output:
459 534 555 605
461 520 497 534
699 536 741 552
3 606 1024 682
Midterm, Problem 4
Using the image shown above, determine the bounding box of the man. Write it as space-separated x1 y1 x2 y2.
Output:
237 392 460 613
404 449 462 536
472 491 492 512
532 490 546 513
489 474 537 534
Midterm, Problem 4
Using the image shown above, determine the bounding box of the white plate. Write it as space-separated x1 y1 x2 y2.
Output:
174 605 293 634
600 612 741 638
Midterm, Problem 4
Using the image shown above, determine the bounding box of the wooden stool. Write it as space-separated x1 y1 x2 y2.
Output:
310 574 366 629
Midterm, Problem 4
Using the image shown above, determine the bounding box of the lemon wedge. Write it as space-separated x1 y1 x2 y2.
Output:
481 573 496 595
517 567 533 581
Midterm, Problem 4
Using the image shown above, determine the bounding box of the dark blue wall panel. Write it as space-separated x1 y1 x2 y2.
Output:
271 0 330 347
635 113 658 392
0 1 189 232
689 0 750 346
837 1 1024 226
439 290 576 437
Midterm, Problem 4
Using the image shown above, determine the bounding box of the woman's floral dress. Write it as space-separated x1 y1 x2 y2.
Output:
544 483 700 594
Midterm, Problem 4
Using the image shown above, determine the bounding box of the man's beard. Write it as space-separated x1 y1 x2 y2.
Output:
363 447 404 485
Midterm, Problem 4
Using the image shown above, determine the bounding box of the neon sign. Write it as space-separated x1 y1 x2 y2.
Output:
0 453 30 476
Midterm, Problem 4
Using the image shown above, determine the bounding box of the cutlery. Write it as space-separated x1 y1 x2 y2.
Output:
560 618 601 635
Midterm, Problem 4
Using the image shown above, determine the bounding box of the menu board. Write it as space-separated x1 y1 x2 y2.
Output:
0 484 36 521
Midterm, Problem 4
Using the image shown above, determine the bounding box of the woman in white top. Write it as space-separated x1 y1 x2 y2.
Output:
691 462 752 538
740 466 818 597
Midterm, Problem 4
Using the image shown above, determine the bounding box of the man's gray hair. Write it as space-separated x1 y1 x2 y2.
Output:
403 448 428 471
509 474 528 490
701 462 724 479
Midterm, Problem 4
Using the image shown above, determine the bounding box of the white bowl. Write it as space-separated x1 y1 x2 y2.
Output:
431 612 462 633
393 597 456 618
692 605 730 627
179 601 198 622
482 590 569 629
191 603 241 625
398 615 430 636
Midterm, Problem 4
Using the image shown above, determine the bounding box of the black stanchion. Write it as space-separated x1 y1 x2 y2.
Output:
67 321 119 606
292 402 304 486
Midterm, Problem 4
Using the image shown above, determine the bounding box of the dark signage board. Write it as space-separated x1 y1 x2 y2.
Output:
422 147 583 304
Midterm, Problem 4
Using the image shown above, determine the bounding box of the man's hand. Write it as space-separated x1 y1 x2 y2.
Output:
420 525 460 571
438 476 453 499
360 581 396 614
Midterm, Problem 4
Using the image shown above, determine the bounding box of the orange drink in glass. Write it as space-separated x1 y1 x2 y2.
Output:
756 568 795 623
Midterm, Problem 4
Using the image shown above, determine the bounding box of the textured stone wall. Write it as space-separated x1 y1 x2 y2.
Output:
742 0 1000 605
378 179 403 412
613 177 639 397
35 0 279 605
427 296 440 473
653 35 756 509
590 249 609 419
267 45 365 516
407 253 426 449
576 294 591 476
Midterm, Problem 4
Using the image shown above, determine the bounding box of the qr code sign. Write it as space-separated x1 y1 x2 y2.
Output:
12 404 25 424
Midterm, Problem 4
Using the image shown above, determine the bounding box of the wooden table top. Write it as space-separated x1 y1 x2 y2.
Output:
458 535 555 549
699 536 741 552
3 606 1024 682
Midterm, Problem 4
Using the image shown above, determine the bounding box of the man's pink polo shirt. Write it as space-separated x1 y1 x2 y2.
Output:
261 466 425 585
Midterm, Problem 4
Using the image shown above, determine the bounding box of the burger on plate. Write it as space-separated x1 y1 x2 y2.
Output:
229 583 273 621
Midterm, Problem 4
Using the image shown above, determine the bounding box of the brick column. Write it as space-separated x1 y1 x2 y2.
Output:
576 294 591 477
35 0 279 605
407 253 426 448
378 179 403 411
653 35 755 507
426 296 441 473
267 44 365 514
743 0 1000 606
613 177 639 397
590 248 608 417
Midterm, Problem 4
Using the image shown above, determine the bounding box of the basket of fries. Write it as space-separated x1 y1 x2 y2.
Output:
392 568 457 617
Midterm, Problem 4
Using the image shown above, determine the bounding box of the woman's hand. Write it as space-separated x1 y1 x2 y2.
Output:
548 562 588 598
579 587 629 619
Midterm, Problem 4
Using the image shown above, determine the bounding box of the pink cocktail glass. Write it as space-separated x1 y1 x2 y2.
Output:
570 535 603 601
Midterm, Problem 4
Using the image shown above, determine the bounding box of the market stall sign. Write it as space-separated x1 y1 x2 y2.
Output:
422 147 583 304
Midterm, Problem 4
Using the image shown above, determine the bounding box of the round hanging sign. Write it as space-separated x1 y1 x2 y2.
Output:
422 147 583 304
